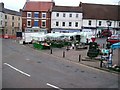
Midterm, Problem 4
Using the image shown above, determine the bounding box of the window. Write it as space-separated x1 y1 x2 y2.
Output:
56 13 59 17
12 22 14 27
99 21 102 26
18 17 20 21
5 15 7 19
88 20 91 25
27 12 32 18
5 22 7 26
76 14 78 18
27 20 31 27
69 14 72 17
75 22 78 27
18 23 20 28
5 29 7 34
41 20 46 27
119 22 120 27
109 22 112 26
34 12 39 18
1 20 2 25
42 13 46 18
12 16 14 20
56 22 59 26
12 29 14 34
34 20 39 26
62 22 65 26
69 22 72 27
63 13 65 17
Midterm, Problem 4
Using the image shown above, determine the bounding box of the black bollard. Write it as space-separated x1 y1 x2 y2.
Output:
100 59 103 68
103 44 105 48
50 49 52 54
79 54 81 62
63 51 65 58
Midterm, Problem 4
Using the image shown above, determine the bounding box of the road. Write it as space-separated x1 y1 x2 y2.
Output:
2 39 118 88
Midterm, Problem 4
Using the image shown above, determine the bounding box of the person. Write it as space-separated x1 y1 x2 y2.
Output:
108 52 112 68
72 43 75 49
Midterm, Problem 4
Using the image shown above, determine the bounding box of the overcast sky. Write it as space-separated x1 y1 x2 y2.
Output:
0 0 119 11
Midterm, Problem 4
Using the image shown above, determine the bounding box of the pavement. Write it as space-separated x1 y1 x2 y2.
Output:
26 43 119 74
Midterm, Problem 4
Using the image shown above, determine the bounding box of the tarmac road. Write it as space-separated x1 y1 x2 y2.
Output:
2 39 119 89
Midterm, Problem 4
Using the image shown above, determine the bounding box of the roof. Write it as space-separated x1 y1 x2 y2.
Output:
52 6 82 13
3 8 21 16
82 3 119 20
23 1 54 11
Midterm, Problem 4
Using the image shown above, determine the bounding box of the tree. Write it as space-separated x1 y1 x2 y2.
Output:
87 42 100 59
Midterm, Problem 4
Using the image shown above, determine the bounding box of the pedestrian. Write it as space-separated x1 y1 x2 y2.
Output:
108 52 112 68
72 43 75 49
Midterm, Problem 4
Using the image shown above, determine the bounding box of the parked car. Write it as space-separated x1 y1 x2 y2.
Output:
106 34 120 49
101 30 112 37
4 34 9 39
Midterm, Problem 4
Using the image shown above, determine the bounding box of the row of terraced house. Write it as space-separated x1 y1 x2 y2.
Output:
0 0 120 38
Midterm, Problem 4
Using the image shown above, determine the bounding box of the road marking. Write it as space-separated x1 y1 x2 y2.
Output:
46 83 63 90
4 63 31 77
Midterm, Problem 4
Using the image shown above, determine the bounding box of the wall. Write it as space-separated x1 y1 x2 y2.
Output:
51 12 82 29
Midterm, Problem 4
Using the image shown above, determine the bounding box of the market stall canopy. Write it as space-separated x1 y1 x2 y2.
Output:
111 42 120 49
62 32 78 37
46 33 64 38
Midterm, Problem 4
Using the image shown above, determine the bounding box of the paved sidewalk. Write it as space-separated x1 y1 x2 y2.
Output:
26 44 119 74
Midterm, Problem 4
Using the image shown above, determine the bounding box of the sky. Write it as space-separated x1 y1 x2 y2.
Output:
0 0 119 11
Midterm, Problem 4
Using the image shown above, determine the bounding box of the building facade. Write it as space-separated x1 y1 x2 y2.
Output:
0 3 22 38
80 2 120 35
21 1 120 34
51 6 82 33
21 0 54 33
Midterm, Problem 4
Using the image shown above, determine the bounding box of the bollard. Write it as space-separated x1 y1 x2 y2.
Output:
50 49 52 54
79 54 81 62
63 51 65 58
103 44 105 48
100 59 103 68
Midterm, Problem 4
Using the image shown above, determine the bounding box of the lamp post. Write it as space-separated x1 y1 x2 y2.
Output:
106 20 111 31
106 20 111 37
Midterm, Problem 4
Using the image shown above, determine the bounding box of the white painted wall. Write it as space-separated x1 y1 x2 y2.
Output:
83 19 96 27
51 12 82 29
83 19 119 28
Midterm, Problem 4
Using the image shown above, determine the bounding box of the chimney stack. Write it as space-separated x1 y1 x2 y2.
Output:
0 3 4 11
26 0 30 2
79 2 82 7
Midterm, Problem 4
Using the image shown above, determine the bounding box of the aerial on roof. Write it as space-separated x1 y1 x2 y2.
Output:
23 1 54 11
81 3 119 20
52 6 82 13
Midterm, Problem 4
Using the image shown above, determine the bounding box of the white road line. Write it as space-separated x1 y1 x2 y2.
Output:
4 63 31 77
46 83 63 90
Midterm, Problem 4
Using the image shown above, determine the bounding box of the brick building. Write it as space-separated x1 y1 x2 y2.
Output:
21 0 55 33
